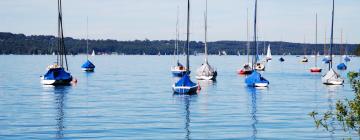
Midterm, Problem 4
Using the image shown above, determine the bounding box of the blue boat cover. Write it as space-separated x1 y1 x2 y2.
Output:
245 70 269 87
344 56 351 62
43 68 72 80
175 74 197 87
81 60 95 69
337 63 347 70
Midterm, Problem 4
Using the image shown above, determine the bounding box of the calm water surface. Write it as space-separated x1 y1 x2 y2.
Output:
0 55 359 139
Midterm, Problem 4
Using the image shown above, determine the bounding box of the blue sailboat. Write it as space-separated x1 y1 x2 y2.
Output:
172 0 199 95
171 8 187 77
245 0 269 87
41 0 73 85
81 18 95 72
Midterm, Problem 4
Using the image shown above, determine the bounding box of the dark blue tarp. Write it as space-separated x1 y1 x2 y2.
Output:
322 58 330 63
337 63 347 70
175 74 196 87
43 68 72 80
81 60 95 69
245 71 269 87
344 56 351 62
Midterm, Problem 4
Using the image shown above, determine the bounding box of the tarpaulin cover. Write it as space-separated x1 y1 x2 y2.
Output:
175 74 197 87
43 68 72 80
245 71 269 87
337 63 347 70
81 60 95 69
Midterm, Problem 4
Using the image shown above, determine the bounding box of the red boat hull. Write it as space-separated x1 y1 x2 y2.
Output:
238 69 252 75
310 68 322 73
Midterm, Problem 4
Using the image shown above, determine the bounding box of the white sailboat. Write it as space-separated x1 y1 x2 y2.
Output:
322 0 344 85
265 44 272 61
91 50 95 56
196 0 217 81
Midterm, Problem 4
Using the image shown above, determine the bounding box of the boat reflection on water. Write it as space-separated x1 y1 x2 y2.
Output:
42 85 70 139
246 87 259 140
197 79 216 93
173 94 197 140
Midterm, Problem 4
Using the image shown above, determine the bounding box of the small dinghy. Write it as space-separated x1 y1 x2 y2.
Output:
245 0 269 87
172 0 199 95
301 56 309 62
337 63 347 70
279 57 285 62
322 0 344 85
41 0 73 85
196 1 217 81
81 18 95 72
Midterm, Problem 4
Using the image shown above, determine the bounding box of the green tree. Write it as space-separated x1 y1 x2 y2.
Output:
310 72 360 135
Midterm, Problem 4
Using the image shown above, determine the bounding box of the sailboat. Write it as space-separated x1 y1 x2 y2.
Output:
245 0 269 87
265 44 272 61
238 8 253 75
172 0 199 94
91 50 95 56
310 13 322 73
337 30 347 70
322 0 344 85
81 18 95 72
196 0 217 81
301 37 309 63
41 0 73 85
279 42 285 62
171 7 188 77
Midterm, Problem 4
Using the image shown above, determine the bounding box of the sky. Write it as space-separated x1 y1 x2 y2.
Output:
0 0 359 43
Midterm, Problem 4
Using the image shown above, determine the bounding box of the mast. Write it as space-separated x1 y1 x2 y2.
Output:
340 29 343 62
329 0 335 70
57 0 68 70
204 0 208 63
186 0 190 73
86 17 89 60
252 0 258 69
315 13 318 67
175 6 180 63
246 8 250 64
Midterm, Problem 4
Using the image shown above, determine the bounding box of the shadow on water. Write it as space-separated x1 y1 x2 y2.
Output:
246 87 259 140
42 85 71 139
173 94 197 140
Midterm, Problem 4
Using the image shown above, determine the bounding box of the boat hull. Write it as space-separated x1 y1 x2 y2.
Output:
82 68 95 72
310 68 322 73
41 76 72 85
172 85 198 95
238 69 253 75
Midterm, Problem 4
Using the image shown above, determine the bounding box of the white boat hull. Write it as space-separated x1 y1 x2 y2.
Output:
82 68 94 71
196 75 215 80
40 76 72 85
255 83 269 87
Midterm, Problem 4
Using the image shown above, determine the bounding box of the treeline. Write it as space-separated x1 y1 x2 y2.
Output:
1 32 359 55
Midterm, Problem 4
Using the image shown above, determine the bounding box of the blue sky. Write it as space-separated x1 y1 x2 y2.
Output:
0 0 359 43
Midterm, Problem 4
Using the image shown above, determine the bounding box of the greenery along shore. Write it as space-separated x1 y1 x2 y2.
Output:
1 32 360 55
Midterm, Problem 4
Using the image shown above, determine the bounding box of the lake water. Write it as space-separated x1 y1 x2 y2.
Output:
0 55 359 139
